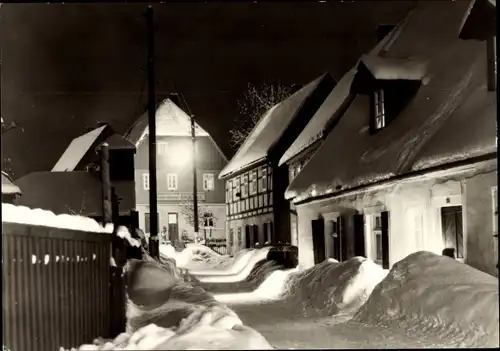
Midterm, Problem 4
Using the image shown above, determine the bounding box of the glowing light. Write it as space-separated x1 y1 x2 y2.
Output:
169 144 192 167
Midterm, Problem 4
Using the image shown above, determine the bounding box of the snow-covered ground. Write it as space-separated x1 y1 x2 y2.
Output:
228 252 499 349
66 246 498 350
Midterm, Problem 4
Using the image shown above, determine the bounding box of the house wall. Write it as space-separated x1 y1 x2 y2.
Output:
134 134 227 240
136 203 226 240
294 161 498 276
464 170 498 276
135 135 226 205
227 212 274 255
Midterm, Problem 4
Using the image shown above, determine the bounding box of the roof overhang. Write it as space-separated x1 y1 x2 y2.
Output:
1 172 21 195
459 0 496 41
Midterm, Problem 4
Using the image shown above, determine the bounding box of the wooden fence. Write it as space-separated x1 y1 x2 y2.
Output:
2 222 124 351
205 238 227 255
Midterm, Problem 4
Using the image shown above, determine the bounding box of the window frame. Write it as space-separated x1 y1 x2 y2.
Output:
167 173 178 190
157 141 169 155
142 172 150 191
203 173 215 191
372 88 386 132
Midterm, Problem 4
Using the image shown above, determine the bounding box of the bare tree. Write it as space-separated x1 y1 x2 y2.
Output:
229 83 291 149
65 192 88 216
179 199 217 238
1 117 23 178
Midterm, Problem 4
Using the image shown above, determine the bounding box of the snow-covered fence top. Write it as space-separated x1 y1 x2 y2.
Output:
2 203 113 233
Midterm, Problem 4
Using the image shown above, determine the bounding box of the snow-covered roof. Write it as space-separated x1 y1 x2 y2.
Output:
125 99 209 146
51 124 135 172
359 55 428 81
125 98 228 162
220 73 332 178
52 125 107 172
16 171 134 216
1 172 21 195
459 0 496 40
279 19 410 166
286 0 493 203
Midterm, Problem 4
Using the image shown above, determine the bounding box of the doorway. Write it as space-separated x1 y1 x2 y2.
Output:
168 213 179 242
311 219 326 264
440 206 464 258
245 225 251 248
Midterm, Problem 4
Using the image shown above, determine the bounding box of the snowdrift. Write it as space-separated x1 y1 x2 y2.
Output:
189 249 255 276
159 243 233 270
201 260 285 294
353 251 499 348
196 247 272 283
282 257 388 317
68 258 273 350
2 203 113 233
215 268 299 304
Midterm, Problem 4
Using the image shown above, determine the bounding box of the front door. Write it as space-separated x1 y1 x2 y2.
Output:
311 219 326 264
168 213 179 242
440 206 464 258
245 225 251 248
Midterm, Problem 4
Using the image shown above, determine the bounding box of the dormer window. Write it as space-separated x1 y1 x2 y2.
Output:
372 89 386 132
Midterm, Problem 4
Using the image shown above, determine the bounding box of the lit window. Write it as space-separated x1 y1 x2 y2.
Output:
203 173 215 191
167 173 178 190
142 173 150 191
373 89 386 131
157 142 168 155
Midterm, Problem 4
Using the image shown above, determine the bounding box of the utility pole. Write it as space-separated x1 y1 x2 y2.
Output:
100 142 112 225
146 5 159 258
190 115 199 241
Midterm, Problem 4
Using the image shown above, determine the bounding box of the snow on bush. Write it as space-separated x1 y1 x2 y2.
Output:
196 247 272 283
116 226 141 248
353 251 499 348
64 258 273 350
2 203 113 233
282 257 388 317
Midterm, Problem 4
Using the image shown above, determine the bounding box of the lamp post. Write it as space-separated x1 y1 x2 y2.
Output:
190 115 199 242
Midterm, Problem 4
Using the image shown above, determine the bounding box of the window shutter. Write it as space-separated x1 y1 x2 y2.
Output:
381 211 390 269
338 216 347 261
353 213 366 257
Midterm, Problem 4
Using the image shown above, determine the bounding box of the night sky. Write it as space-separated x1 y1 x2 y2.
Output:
1 1 415 179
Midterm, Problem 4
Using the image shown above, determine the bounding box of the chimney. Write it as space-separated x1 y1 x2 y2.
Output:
290 84 303 94
376 24 396 43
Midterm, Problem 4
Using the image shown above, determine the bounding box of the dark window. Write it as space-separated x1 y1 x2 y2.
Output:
372 89 386 131
144 212 159 234
487 36 497 91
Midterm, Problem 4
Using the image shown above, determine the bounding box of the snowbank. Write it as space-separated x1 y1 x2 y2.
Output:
66 258 273 350
282 257 388 317
159 243 232 270
2 203 113 233
189 249 255 276
202 260 286 295
215 268 299 304
353 251 499 348
196 247 272 283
